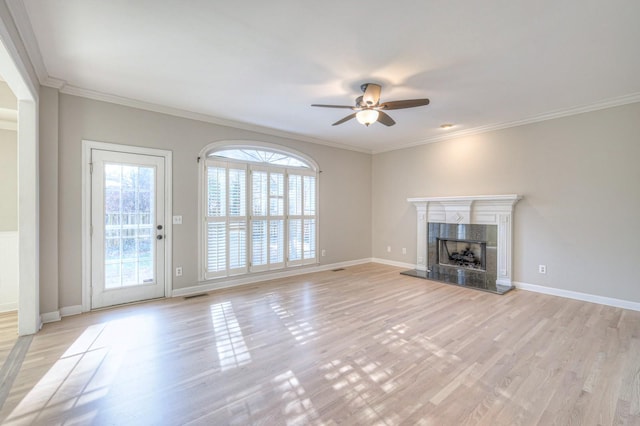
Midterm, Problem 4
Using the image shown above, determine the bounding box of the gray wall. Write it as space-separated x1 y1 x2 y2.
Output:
0 128 17 232
0 80 17 232
51 94 372 309
372 102 640 303
0 80 16 108
39 86 59 314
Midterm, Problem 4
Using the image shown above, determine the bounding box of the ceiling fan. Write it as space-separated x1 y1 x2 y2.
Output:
311 83 430 127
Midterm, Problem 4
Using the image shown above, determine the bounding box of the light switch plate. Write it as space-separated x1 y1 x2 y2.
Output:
172 215 182 225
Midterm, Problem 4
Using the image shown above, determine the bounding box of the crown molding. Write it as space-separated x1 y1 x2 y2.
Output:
53 83 372 154
373 92 640 153
42 76 65 90
5 0 48 84
31 78 640 157
41 80 640 156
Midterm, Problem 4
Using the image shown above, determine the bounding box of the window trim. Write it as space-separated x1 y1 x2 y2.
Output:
198 141 319 282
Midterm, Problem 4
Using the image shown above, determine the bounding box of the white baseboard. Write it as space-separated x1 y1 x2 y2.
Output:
60 305 83 317
172 258 372 298
41 305 83 324
40 311 61 323
370 260 640 312
371 258 415 269
514 281 640 312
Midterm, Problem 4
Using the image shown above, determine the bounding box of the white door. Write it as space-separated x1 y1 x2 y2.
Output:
91 149 166 309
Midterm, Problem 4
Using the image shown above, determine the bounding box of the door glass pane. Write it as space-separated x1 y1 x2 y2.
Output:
104 163 155 288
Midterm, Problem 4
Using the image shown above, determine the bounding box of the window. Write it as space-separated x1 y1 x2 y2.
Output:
200 144 318 280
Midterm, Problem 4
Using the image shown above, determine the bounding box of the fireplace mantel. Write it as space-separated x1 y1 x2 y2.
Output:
408 195 522 287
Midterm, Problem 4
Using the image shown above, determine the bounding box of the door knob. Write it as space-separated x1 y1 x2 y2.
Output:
157 225 163 230
157 235 163 240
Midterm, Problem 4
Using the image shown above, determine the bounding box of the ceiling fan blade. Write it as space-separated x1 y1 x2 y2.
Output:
311 104 355 109
332 113 357 126
362 83 382 106
379 98 430 110
377 111 396 126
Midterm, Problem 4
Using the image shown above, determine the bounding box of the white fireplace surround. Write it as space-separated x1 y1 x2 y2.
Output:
408 195 522 287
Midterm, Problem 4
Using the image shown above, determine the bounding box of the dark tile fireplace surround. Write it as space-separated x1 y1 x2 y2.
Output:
401 222 510 294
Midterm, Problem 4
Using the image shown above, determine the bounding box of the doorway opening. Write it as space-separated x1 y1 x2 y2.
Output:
0 35 39 336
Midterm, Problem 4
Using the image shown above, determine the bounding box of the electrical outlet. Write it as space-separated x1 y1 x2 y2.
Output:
176 267 183 276
402 247 407 255
172 215 183 225
387 246 391 253
321 249 326 257
538 264 546 274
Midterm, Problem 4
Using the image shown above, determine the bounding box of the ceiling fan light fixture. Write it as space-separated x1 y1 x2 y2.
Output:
311 83 429 127
356 109 379 126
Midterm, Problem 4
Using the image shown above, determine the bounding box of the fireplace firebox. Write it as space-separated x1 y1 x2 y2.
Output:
437 238 486 271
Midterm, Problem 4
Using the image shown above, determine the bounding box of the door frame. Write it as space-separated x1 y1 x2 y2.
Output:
82 140 173 312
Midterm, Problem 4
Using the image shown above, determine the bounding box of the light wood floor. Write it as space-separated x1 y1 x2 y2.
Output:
0 311 18 369
0 263 639 425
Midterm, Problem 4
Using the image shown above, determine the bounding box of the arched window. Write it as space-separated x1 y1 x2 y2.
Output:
199 142 319 280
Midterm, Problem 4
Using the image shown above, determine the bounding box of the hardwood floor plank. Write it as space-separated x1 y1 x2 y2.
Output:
1 263 639 425
0 335 33 410
0 312 18 369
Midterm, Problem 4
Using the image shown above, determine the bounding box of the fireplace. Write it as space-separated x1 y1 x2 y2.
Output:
404 195 521 294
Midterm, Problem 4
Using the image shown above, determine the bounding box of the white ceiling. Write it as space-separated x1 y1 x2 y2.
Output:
12 0 640 153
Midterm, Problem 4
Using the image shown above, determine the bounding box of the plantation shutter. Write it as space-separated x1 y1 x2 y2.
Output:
228 167 247 274
205 164 226 278
250 166 285 272
288 171 317 266
269 170 285 265
303 175 316 260
204 160 247 279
